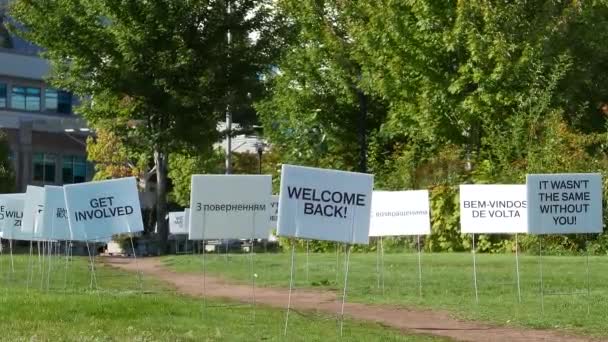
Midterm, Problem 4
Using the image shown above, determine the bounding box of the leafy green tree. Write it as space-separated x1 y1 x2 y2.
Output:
11 0 280 252
257 0 386 173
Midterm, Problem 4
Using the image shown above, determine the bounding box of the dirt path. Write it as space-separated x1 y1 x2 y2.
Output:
105 257 604 342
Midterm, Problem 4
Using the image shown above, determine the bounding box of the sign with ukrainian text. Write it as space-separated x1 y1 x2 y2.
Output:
277 164 373 244
189 175 272 240
369 190 430 236
64 177 144 241
460 184 527 234
527 173 602 234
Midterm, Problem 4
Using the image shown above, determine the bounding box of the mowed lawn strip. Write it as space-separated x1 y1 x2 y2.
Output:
163 252 608 338
0 255 448 342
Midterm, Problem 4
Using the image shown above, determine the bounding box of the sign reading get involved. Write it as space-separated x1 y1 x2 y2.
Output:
189 175 271 240
277 164 373 244
64 177 144 240
527 173 603 234
460 184 527 234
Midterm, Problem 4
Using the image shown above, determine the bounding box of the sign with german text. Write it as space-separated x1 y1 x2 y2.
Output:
277 164 373 244
0 194 26 240
460 184 527 234
39 186 72 241
189 175 272 240
64 177 144 241
527 173 603 234
169 211 188 235
369 190 430 236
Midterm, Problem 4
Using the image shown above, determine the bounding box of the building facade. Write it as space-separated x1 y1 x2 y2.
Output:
0 48 93 192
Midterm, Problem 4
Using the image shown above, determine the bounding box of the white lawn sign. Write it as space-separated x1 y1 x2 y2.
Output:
0 194 26 240
21 185 45 238
184 208 190 236
39 186 72 241
189 175 271 240
169 211 188 235
277 164 374 244
64 177 144 241
369 190 430 236
527 173 603 234
459 184 528 234
268 195 279 240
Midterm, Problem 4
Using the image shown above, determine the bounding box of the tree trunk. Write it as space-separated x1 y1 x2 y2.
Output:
357 88 368 173
154 149 169 254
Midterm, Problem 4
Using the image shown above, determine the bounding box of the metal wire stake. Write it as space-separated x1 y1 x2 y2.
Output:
417 235 422 298
283 239 296 336
585 233 591 316
539 236 544 315
380 236 385 295
250 211 256 324
472 234 479 304
515 233 522 303
339 245 352 337
376 238 380 289
305 240 309 284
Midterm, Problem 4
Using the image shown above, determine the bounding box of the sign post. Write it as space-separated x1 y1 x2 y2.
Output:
460 184 528 303
189 174 272 322
526 173 603 314
277 164 373 337
370 190 431 296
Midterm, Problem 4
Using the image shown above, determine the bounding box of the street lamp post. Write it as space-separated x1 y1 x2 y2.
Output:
254 141 266 174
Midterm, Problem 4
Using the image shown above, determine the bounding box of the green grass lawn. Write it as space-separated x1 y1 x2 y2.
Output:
0 252 447 341
163 251 608 337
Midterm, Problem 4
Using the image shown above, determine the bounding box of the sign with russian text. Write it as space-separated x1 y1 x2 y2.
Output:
527 173 603 234
369 190 430 236
169 211 188 235
189 175 272 240
0 194 25 240
22 185 45 236
64 177 144 240
39 186 72 240
460 184 527 234
277 164 373 244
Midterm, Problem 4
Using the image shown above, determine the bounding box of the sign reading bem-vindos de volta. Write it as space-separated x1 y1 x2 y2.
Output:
64 177 144 240
459 184 527 234
189 175 271 240
527 173 603 234
277 164 373 244
369 190 430 236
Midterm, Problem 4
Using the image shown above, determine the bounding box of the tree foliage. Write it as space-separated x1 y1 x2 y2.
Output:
10 0 281 252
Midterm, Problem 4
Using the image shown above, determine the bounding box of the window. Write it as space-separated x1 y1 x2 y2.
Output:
11 86 40 111
45 88 72 114
62 155 88 184
33 153 56 183
0 83 6 108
